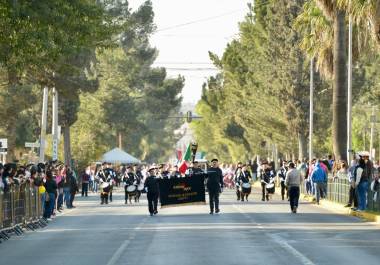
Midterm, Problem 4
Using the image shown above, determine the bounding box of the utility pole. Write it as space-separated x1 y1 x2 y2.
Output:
39 87 48 163
347 2 353 162
52 86 59 161
370 106 376 160
309 57 314 164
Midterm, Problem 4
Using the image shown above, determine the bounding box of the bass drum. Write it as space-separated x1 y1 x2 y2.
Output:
137 183 145 191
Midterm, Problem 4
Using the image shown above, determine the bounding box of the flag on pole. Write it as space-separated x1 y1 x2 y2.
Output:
179 144 191 174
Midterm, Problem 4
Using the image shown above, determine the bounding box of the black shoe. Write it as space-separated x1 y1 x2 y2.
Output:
209 211 214 215
266 195 269 201
215 209 220 214
261 198 265 201
344 203 352 208
241 199 244 202
150 213 153 216
154 211 158 215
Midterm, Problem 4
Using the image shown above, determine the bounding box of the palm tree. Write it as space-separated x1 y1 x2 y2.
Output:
296 1 347 161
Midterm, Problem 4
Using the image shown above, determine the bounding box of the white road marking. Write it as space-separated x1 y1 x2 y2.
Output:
270 233 315 265
106 217 148 265
106 240 131 265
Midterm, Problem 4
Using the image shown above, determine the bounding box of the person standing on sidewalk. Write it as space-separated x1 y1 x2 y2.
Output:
355 152 373 211
345 159 358 209
285 162 303 213
206 158 224 214
44 171 57 220
311 161 327 204
81 170 90 197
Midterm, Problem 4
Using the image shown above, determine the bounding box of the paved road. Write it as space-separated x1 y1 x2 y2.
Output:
1 188 380 265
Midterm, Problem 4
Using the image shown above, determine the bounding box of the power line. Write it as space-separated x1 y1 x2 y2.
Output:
155 0 272 33
156 9 246 32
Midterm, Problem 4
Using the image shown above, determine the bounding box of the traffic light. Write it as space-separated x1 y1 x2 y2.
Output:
186 111 192 123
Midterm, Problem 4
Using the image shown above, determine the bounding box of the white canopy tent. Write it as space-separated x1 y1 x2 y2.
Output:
101 148 141 164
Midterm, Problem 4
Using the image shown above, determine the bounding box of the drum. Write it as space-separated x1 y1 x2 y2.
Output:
241 182 251 194
137 184 145 191
266 183 275 194
101 182 110 193
126 185 137 193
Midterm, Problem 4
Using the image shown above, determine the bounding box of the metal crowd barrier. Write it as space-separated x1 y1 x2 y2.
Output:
0 184 47 242
301 174 380 213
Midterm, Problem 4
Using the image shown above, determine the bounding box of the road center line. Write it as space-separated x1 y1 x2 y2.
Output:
106 217 148 265
269 234 315 265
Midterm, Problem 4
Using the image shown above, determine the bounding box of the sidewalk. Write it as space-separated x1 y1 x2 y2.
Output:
252 181 380 224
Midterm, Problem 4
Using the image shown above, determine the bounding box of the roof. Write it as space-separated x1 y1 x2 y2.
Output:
101 148 141 164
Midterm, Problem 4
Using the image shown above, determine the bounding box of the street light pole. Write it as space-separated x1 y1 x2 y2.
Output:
309 57 314 163
39 87 48 163
347 7 353 162
52 86 59 161
370 106 376 159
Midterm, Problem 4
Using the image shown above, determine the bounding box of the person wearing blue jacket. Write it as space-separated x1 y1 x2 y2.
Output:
311 161 327 204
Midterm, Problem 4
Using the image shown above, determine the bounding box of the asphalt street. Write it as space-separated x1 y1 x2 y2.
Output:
1 188 380 265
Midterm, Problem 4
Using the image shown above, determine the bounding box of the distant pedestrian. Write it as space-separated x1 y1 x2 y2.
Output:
285 162 303 213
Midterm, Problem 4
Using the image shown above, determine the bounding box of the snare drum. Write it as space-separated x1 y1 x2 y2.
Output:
266 183 275 194
101 182 110 193
137 184 144 191
126 185 137 193
241 182 251 194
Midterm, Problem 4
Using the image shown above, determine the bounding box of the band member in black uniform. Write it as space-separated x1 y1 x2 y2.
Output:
238 164 252 202
96 164 109 204
186 161 204 177
123 166 136 204
158 164 169 179
205 158 223 214
277 161 288 201
144 166 159 216
104 164 116 202
234 162 243 201
261 163 275 201
169 165 181 178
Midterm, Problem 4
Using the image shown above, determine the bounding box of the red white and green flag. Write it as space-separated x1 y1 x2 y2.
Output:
179 144 191 174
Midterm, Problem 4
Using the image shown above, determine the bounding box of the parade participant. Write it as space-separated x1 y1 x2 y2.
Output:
205 158 223 214
239 164 252 202
186 161 204 178
261 162 275 201
123 166 137 204
158 164 169 179
234 162 243 201
96 164 110 205
285 162 303 213
104 164 116 202
144 166 159 216
169 165 181 178
277 161 288 201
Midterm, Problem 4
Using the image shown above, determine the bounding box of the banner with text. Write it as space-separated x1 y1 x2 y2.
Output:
158 176 206 208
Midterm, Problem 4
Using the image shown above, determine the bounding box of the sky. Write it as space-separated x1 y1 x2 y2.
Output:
128 0 249 104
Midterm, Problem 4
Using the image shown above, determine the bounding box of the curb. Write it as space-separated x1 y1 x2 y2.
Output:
251 181 380 224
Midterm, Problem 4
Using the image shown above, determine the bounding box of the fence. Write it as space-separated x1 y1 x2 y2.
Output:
301 176 380 213
0 183 47 241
